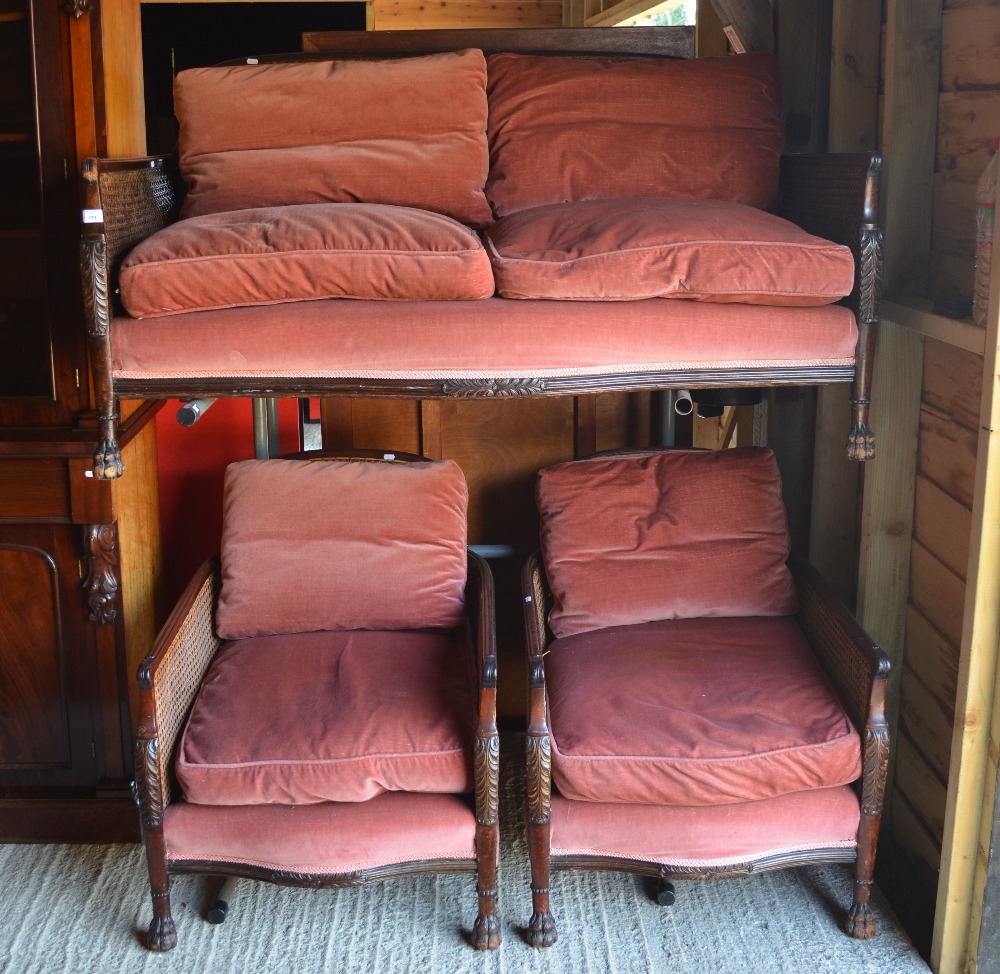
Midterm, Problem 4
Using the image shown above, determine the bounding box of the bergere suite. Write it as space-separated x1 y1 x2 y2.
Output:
80 27 882 479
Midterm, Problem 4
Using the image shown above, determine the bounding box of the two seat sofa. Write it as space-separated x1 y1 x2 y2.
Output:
79 27 882 479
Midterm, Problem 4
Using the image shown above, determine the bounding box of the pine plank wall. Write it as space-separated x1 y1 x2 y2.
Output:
878 0 998 957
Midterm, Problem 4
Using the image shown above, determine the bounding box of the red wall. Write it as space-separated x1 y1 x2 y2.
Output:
155 398 302 607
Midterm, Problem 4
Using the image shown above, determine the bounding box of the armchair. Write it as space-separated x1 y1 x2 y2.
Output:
132 452 501 951
522 447 889 947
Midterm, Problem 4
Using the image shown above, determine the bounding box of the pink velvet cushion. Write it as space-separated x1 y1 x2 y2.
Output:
118 203 496 318
550 787 860 866
163 793 478 872
537 448 797 638
177 628 476 805
486 51 782 217
546 615 862 805
175 50 492 226
485 196 855 305
216 457 468 639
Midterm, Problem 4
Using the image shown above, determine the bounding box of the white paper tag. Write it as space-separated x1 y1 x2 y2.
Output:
82 208 104 224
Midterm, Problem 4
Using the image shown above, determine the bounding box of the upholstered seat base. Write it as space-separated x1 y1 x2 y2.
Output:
549 785 860 873
110 298 857 386
163 792 478 876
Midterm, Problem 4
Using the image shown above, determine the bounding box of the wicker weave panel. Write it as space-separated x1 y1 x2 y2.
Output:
152 569 221 808
98 162 183 275
779 156 874 315
794 571 874 732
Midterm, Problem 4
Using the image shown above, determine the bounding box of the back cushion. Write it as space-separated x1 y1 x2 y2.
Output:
486 51 783 218
216 458 469 639
175 50 493 227
537 448 797 638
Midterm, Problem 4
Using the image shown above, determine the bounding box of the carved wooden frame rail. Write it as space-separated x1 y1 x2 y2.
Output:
78 27 883 479
520 549 891 946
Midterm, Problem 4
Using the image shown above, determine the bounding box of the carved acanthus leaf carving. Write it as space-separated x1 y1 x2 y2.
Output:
861 725 890 815
441 377 545 398
474 735 500 826
84 523 118 624
526 734 552 824
133 737 163 830
81 238 111 338
858 225 884 325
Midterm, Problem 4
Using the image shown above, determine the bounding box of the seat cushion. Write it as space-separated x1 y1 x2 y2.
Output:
216 457 468 639
175 50 492 226
486 51 782 217
111 297 860 383
485 197 855 305
546 616 862 806
537 447 797 638
177 628 477 805
119 203 496 318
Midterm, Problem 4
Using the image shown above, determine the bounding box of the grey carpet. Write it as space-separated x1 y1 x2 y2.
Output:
0 738 931 974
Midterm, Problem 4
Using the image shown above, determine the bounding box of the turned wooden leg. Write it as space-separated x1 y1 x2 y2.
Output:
144 825 177 951
472 819 501 949
526 733 557 947
472 731 501 949
846 808 881 939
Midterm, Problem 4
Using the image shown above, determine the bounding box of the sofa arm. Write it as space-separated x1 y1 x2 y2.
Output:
80 155 183 480
133 557 222 828
81 155 184 276
780 153 883 462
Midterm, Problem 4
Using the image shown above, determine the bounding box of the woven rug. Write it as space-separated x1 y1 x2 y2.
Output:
0 738 930 974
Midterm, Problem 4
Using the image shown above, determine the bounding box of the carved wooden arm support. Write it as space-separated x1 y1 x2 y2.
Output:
779 153 883 461
522 552 553 826
467 551 500 828
79 155 184 480
790 554 890 816
134 557 222 828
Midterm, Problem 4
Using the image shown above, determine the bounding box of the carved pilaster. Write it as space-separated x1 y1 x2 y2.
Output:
84 523 118 624
861 725 890 816
526 734 552 825
474 734 500 826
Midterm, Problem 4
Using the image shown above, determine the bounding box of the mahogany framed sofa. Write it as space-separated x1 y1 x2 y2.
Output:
132 451 502 950
79 27 883 480
521 446 890 947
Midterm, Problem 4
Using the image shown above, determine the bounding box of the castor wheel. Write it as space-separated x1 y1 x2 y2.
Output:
656 879 676 907
207 877 237 924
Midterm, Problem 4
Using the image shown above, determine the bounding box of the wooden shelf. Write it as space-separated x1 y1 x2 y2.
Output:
882 295 986 356
0 11 28 22
0 132 33 143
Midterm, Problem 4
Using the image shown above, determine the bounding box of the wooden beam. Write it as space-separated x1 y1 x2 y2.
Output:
880 0 943 295
856 317 925 876
706 0 772 52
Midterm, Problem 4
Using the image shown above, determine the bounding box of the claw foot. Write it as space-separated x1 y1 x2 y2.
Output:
528 910 557 948
147 916 177 951
846 423 876 462
845 902 878 939
472 913 502 950
93 441 124 480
